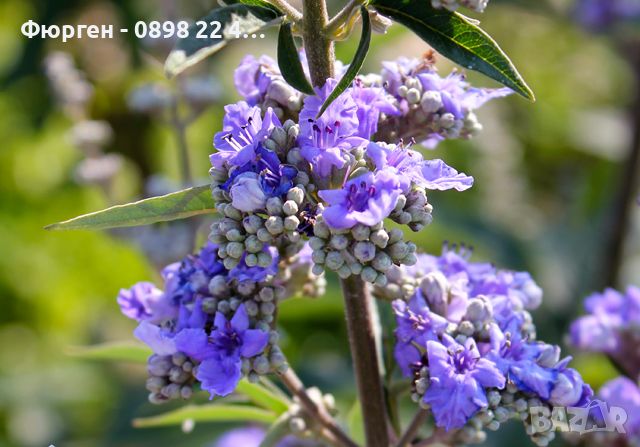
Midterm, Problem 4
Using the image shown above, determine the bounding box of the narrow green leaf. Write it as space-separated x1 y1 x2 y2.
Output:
133 404 277 428
277 23 315 95
259 412 292 447
46 185 215 231
67 342 151 363
236 379 291 415
316 6 371 119
370 0 534 100
165 4 283 78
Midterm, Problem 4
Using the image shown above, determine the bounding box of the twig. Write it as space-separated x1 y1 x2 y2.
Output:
396 410 429 447
340 276 391 447
278 367 358 447
301 0 335 86
266 0 303 22
325 0 360 37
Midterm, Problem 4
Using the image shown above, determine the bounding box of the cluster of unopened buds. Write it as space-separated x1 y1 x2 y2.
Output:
376 247 592 446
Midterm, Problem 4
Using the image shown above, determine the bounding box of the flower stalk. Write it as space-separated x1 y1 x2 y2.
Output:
301 0 335 86
341 275 391 447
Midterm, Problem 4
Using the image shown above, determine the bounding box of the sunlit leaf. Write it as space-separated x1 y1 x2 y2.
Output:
165 4 283 78
46 185 215 231
236 379 291 415
370 0 534 100
67 342 151 363
317 6 371 118
133 404 277 427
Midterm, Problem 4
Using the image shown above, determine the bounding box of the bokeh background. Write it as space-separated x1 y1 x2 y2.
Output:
0 0 639 445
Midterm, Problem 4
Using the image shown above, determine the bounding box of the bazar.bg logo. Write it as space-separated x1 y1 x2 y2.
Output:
530 400 628 435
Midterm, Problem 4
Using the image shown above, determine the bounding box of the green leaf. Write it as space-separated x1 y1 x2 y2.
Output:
45 185 215 231
259 412 292 447
317 7 371 118
370 0 534 100
67 342 151 363
165 4 283 78
236 379 290 415
277 23 315 95
347 400 365 445
133 404 277 428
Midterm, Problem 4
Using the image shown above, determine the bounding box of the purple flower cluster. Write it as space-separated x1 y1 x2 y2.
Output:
379 247 591 444
374 57 511 148
575 0 640 31
569 286 640 445
117 243 298 403
208 54 505 284
570 286 640 379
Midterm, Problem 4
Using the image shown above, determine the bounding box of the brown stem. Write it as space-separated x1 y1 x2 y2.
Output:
341 276 390 447
603 40 640 287
278 368 358 447
395 409 429 447
301 0 335 86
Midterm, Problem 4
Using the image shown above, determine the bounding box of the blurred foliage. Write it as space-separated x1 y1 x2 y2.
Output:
0 0 638 446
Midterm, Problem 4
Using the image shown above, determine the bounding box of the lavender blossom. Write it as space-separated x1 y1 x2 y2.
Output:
175 304 269 398
423 335 505 431
570 286 640 378
318 170 403 229
211 102 281 170
575 0 640 31
298 79 367 178
117 282 166 322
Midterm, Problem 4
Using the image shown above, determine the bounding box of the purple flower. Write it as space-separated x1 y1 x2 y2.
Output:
598 377 640 436
348 82 398 139
575 0 640 31
215 427 265 447
318 170 402 229
570 286 640 378
549 360 593 407
423 335 505 431
211 102 281 170
299 79 367 177
230 172 267 212
365 142 474 192
234 55 279 106
393 292 449 376
486 324 558 400
175 304 269 398
117 282 165 322
134 321 177 355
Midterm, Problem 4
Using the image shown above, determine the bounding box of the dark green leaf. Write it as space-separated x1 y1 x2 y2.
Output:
316 7 371 118
133 404 277 428
277 23 315 95
165 4 283 78
46 185 215 231
236 379 291 415
370 0 534 100
67 342 151 363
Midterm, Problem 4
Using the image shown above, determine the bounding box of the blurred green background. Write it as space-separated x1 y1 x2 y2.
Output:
0 0 638 446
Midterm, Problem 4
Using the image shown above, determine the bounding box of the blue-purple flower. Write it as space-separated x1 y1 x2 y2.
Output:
318 170 403 229
393 291 449 376
117 281 166 322
175 304 269 398
423 335 505 431
299 79 367 178
234 55 279 106
598 377 640 437
211 102 281 170
366 142 474 193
